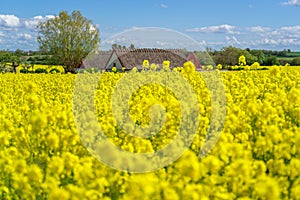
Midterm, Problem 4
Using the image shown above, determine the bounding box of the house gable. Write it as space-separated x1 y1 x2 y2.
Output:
105 51 123 71
187 53 202 70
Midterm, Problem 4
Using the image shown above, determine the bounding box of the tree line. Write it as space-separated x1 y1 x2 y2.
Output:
198 46 300 67
1 10 300 73
2 46 300 73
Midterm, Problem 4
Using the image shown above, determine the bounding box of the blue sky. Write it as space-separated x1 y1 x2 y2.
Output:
1 0 300 51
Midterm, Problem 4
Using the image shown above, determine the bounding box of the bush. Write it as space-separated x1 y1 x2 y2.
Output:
257 67 268 71
263 56 280 66
291 57 300 66
20 69 29 73
228 66 244 71
49 68 61 74
35 68 48 74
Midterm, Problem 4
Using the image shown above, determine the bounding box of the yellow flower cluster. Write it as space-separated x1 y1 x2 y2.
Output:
0 67 300 199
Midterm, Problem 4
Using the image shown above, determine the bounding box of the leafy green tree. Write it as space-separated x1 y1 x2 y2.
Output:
250 50 265 65
129 44 135 49
241 50 257 65
0 51 12 63
212 46 259 66
111 44 129 50
213 46 240 66
0 55 20 73
37 10 100 73
14 49 24 57
111 44 118 50
264 56 280 66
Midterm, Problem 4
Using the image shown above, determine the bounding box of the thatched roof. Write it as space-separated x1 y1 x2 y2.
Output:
82 50 112 70
81 48 202 71
109 48 188 70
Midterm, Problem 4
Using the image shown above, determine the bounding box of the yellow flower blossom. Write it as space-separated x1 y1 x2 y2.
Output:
0 68 300 198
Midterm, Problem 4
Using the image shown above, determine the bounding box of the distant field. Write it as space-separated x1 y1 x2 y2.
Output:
285 52 300 57
277 57 294 61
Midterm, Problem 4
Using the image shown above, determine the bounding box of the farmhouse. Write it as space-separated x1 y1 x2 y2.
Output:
81 50 112 71
82 48 201 71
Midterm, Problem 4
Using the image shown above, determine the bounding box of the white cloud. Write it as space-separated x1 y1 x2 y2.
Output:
1 13 300 51
0 14 54 49
249 26 272 33
280 25 300 31
279 25 300 36
186 24 239 34
262 38 278 45
24 15 55 29
250 38 300 47
187 25 300 46
269 25 300 39
33 16 43 20
23 33 33 40
187 24 300 50
45 15 55 20
225 36 241 45
0 14 20 27
24 20 39 29
156 41 168 46
17 33 33 40
282 0 300 6
24 15 43 29
0 14 55 30
160 4 168 8
198 40 207 46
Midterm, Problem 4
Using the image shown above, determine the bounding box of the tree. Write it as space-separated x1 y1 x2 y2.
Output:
264 56 279 66
0 50 13 63
14 49 24 57
213 46 240 66
112 44 118 50
212 46 260 66
237 49 258 65
291 57 300 66
112 43 136 50
129 44 135 49
250 50 265 65
37 10 100 73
